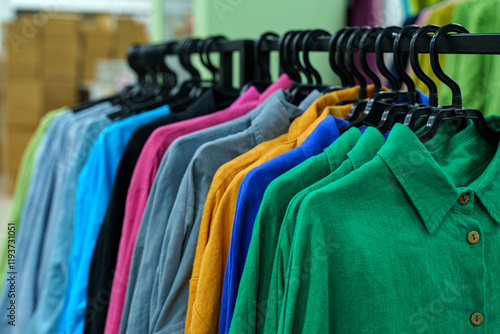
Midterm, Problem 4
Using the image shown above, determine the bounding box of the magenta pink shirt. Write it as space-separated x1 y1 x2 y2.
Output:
104 74 293 334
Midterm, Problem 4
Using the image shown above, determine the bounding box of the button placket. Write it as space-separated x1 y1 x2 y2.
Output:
454 190 486 329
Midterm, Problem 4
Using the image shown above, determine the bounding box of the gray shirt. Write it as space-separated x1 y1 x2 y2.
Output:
149 91 321 334
119 92 288 334
0 102 111 334
26 113 114 334
120 91 315 334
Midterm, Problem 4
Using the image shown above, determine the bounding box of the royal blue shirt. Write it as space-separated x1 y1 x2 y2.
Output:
219 115 349 334
57 106 170 334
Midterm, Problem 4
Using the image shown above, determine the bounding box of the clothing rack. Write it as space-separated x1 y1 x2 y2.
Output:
260 32 500 54
128 39 256 91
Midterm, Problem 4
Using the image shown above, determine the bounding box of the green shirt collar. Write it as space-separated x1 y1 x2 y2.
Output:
347 127 386 169
379 118 500 234
324 127 361 172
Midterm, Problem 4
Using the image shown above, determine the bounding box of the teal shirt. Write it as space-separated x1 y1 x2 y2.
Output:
273 119 500 333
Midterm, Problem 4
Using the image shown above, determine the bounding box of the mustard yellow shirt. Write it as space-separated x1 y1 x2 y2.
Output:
185 85 378 334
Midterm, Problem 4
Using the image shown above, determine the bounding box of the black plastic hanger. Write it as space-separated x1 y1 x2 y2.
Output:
359 27 383 92
289 29 341 104
375 25 421 133
240 31 278 94
279 31 301 82
328 27 355 88
340 26 402 132
416 24 500 145
288 30 313 104
403 25 441 130
335 27 368 107
346 27 369 96
301 29 345 93
291 30 313 83
73 43 147 112
343 27 383 119
335 28 357 89
115 38 206 116
200 36 226 86
154 42 178 89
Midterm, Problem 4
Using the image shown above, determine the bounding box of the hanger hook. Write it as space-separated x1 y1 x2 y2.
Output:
430 23 469 109
394 25 419 99
255 32 279 81
337 28 357 87
302 29 330 85
147 45 160 85
178 39 193 81
202 36 227 84
375 26 401 91
346 27 369 97
155 42 177 87
279 31 301 81
291 30 313 84
359 26 383 92
328 27 353 86
410 25 439 106
127 45 142 82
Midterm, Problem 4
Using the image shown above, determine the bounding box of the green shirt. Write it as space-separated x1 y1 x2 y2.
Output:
274 118 500 333
440 0 499 116
263 127 386 333
0 108 66 291
229 128 362 334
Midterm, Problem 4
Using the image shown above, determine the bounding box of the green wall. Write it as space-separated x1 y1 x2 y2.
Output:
193 0 349 85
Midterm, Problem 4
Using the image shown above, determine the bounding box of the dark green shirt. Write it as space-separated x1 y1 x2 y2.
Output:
274 118 500 333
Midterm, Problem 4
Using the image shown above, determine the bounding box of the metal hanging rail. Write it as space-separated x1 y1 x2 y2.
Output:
259 32 500 55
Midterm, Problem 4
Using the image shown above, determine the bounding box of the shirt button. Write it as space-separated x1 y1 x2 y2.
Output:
471 312 483 326
468 231 480 244
458 193 470 205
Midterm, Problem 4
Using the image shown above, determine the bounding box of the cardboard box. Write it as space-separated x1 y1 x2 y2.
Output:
43 44 78 62
116 41 134 59
83 58 97 81
5 126 35 153
116 19 135 39
45 82 80 110
43 34 80 48
2 125 37 187
2 61 40 80
2 19 44 48
44 60 79 82
84 34 113 58
4 105 45 126
44 15 81 36
4 81 45 124
4 46 41 66
45 94 78 111
44 59 78 75
3 35 40 55
45 82 79 100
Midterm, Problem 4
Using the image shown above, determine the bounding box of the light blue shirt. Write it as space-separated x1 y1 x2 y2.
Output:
26 113 114 334
57 106 170 334
0 102 112 334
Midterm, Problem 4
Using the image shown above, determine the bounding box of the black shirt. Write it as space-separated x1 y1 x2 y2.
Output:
84 88 237 334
